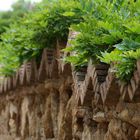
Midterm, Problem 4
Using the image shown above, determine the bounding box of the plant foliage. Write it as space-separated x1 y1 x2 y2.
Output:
65 0 140 82
0 0 140 82
0 0 84 76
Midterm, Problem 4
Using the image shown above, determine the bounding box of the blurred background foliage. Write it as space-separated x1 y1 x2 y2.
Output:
0 0 33 35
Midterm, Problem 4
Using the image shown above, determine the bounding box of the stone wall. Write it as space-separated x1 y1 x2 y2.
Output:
0 39 140 140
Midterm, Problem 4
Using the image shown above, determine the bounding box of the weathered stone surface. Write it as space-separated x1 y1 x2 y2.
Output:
0 43 140 140
93 112 106 123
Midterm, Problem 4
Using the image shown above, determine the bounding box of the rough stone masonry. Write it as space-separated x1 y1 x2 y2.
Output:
0 35 140 140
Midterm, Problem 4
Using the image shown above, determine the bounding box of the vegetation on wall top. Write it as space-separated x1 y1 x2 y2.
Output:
0 0 140 83
0 0 84 76
65 0 140 82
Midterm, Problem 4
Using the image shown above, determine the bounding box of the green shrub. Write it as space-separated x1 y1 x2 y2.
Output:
0 0 84 76
65 0 140 82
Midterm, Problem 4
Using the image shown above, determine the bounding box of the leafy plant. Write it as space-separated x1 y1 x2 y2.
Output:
0 0 85 76
0 0 140 83
64 0 140 82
